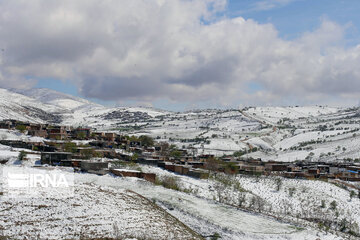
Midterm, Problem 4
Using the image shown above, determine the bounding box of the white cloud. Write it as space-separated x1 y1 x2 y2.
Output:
251 0 297 11
0 0 359 108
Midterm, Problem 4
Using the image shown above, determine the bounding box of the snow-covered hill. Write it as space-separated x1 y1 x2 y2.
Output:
1 87 360 161
13 88 102 111
0 88 64 123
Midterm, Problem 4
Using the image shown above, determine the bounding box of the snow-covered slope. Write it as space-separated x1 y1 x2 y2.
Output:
13 88 102 111
2 87 360 161
0 88 170 127
0 88 64 123
243 106 340 125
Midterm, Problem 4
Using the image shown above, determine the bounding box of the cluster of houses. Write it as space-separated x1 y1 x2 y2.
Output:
0 119 116 141
232 158 360 181
0 119 359 182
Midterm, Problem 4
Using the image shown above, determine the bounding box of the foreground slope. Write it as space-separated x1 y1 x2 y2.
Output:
0 166 202 240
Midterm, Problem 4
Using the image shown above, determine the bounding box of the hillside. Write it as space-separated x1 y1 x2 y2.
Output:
1 88 360 161
0 146 352 239
0 88 64 123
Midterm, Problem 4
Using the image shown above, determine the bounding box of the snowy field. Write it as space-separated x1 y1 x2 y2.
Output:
0 155 355 239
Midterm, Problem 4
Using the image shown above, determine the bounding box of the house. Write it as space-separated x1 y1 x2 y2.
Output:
92 132 105 140
174 165 191 175
266 163 287 172
308 168 320 175
111 169 156 183
41 152 72 165
104 132 117 142
48 126 68 140
165 163 175 172
72 128 92 139
0 120 13 129
137 158 159 165
28 129 48 138
80 161 109 171
187 169 209 179
0 140 32 150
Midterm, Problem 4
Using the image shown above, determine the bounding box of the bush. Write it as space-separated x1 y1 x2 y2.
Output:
64 142 77 153
139 135 154 147
155 176 180 191
211 232 221 240
330 200 337 211
350 190 356 200
321 200 326 208
274 177 283 191
288 187 296 197
16 125 27 133
18 151 27 161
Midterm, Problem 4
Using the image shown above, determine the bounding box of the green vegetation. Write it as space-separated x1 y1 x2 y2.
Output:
77 132 86 139
18 151 27 161
138 135 154 147
210 232 221 240
330 200 337 211
155 175 180 191
16 125 27 133
64 142 77 153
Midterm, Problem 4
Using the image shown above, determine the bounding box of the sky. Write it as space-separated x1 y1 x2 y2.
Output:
0 0 360 111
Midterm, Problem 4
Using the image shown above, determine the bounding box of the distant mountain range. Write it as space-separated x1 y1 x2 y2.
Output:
0 87 170 127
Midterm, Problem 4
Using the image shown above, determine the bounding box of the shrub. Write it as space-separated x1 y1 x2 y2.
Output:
330 200 337 211
64 142 77 153
139 135 154 147
211 232 221 240
155 176 180 191
16 125 27 133
274 177 283 191
288 187 296 197
350 190 356 200
18 151 27 161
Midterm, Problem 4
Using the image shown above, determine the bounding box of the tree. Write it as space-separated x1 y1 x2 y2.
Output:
170 149 182 159
77 132 86 139
16 125 27 133
139 135 154 147
206 157 221 172
81 148 95 159
64 142 77 153
159 142 170 156
131 153 139 162
223 161 239 174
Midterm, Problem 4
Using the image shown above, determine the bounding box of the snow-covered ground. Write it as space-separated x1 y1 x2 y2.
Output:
0 162 349 240
0 126 358 239
0 167 201 239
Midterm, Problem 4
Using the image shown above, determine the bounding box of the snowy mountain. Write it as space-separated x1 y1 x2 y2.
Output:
0 87 168 127
12 88 102 111
0 88 64 123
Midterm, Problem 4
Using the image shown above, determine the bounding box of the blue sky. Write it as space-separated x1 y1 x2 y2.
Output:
227 0 360 45
22 0 359 110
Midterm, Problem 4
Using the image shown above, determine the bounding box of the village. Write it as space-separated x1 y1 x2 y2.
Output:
0 119 360 183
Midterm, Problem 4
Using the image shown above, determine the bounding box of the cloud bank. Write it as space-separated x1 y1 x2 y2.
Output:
0 0 359 108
